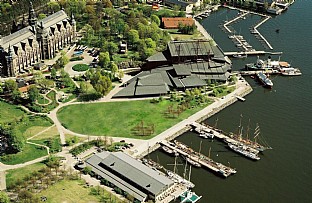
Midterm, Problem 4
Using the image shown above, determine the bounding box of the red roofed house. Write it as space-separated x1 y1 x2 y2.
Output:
162 17 195 29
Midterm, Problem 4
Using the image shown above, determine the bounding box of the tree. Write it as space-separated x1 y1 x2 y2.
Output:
28 85 39 103
0 83 3 94
4 79 17 93
12 89 21 102
38 78 54 90
51 68 57 80
150 14 160 26
92 75 112 96
38 13 47 20
127 29 139 47
79 82 88 94
82 166 92 175
57 52 69 68
0 191 10 203
99 52 110 68
110 62 118 77
47 1 60 12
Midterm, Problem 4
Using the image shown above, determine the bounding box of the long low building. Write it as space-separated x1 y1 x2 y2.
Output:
85 151 174 202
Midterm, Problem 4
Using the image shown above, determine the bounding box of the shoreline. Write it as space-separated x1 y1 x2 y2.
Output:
130 16 253 159
131 78 253 159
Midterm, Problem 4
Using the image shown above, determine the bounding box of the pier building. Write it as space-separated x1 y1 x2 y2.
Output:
85 151 175 202
0 2 76 77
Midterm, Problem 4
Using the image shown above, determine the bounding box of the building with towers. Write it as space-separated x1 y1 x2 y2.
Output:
0 1 76 77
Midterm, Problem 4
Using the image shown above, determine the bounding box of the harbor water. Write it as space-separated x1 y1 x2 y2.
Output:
149 1 312 202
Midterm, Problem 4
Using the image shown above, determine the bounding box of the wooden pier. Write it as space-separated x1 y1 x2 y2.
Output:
233 69 280 76
224 51 283 57
252 16 273 50
222 5 274 50
159 140 237 178
223 11 249 33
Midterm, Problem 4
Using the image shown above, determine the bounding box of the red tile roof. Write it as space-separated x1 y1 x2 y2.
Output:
162 17 195 29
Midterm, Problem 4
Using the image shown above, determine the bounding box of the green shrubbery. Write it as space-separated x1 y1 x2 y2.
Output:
72 64 89 72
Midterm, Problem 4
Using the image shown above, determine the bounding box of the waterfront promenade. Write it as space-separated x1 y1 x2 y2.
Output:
131 78 253 158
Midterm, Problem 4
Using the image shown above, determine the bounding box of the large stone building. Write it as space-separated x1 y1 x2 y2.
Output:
85 151 175 202
0 2 76 77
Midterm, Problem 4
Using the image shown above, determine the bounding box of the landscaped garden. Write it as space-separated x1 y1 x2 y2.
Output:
72 64 89 72
57 95 213 139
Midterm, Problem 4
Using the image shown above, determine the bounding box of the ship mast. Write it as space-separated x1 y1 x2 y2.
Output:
246 118 251 141
254 123 261 143
238 114 243 139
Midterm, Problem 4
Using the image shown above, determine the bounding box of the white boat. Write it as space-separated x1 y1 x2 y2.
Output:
280 68 302 76
228 143 260 160
233 54 247 58
185 157 201 167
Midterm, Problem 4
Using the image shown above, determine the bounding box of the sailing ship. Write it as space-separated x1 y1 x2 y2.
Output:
226 119 272 152
228 142 260 160
185 157 201 168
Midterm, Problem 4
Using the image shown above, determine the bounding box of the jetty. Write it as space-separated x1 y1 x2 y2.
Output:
222 5 274 50
251 16 273 50
159 141 237 178
224 51 283 57
233 69 280 76
223 11 249 33
235 95 245 102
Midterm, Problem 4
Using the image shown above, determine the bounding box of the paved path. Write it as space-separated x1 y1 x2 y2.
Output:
131 79 252 158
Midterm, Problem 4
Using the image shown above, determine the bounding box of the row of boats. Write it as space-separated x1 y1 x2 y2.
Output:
195 10 211 20
161 140 237 178
244 56 302 88
191 122 271 161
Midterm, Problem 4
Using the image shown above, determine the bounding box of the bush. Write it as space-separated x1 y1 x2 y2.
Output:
72 64 89 72
70 56 84 61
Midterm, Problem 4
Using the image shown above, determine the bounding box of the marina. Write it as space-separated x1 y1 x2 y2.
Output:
159 140 237 178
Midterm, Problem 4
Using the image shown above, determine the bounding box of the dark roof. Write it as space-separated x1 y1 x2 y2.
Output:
173 64 191 76
85 151 173 201
146 52 168 62
180 75 207 87
114 73 170 97
168 40 214 57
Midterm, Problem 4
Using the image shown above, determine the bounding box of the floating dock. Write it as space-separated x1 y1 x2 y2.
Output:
159 140 237 178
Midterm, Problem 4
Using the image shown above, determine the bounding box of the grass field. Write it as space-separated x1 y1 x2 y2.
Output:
30 126 62 153
36 179 121 203
18 116 54 139
168 29 204 40
0 143 48 165
0 101 25 123
6 162 46 188
57 99 212 139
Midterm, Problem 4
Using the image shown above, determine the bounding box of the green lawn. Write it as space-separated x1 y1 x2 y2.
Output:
35 179 121 203
168 29 204 40
57 99 212 139
17 115 54 139
0 143 48 165
37 95 50 105
0 101 25 123
30 126 62 153
6 162 46 188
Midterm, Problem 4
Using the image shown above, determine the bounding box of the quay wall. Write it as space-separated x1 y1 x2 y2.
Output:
134 81 253 159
